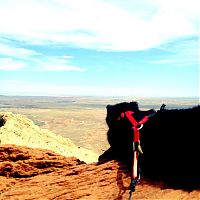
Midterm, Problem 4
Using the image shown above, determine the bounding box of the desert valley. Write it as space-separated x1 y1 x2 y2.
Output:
0 95 198 155
0 95 199 199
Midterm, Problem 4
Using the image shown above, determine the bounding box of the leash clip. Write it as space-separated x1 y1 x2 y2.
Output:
132 124 143 130
137 124 143 130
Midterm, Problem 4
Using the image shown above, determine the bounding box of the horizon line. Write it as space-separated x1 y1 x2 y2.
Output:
0 94 199 100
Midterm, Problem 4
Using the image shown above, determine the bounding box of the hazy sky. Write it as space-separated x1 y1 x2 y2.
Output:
0 0 199 97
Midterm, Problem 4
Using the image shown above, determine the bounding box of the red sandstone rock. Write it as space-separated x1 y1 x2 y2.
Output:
0 145 199 199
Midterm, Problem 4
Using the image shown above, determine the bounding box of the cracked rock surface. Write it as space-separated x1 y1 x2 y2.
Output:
1 145 199 200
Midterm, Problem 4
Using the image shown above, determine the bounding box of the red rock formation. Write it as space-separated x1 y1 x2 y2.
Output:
0 145 199 200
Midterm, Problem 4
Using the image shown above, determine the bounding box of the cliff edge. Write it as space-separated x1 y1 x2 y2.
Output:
0 112 98 163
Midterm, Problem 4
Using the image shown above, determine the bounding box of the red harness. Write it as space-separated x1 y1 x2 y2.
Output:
118 111 149 180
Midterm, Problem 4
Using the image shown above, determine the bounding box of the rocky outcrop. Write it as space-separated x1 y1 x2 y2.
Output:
0 145 199 200
0 112 98 163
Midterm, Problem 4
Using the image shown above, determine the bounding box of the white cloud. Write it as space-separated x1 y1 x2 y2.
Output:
0 53 85 72
33 56 86 72
0 0 198 51
62 56 73 59
150 57 199 67
39 63 85 72
0 40 85 72
0 58 26 70
149 38 199 66
0 42 40 58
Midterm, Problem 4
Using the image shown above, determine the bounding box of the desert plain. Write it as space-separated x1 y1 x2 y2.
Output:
0 95 198 155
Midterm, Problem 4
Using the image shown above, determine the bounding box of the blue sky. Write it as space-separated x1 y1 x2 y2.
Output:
0 0 199 97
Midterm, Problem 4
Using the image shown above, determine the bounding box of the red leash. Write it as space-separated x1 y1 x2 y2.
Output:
118 111 150 198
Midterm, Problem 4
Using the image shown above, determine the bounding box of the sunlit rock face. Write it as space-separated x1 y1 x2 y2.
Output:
0 112 98 163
